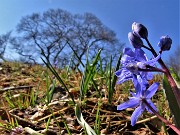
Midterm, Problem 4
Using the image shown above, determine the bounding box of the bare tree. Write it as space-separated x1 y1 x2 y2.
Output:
166 45 180 77
67 13 124 68
0 32 11 61
10 9 124 68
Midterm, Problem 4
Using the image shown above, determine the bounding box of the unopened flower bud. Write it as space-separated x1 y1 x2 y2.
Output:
132 22 148 39
158 35 172 51
128 32 143 48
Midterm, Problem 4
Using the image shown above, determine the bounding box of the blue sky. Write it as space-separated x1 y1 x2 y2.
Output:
0 0 179 61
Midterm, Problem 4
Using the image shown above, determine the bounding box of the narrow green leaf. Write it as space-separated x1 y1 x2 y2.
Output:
60 113 72 135
75 104 97 135
67 42 85 67
5 96 15 108
80 50 101 99
111 53 122 90
41 58 76 105
95 100 101 134
108 56 112 104
163 75 180 128
45 117 51 130
108 53 122 104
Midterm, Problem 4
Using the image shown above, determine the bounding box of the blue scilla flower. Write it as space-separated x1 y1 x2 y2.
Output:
115 47 160 89
117 82 159 126
158 35 172 51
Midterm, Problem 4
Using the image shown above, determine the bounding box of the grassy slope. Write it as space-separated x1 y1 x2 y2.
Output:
0 61 173 135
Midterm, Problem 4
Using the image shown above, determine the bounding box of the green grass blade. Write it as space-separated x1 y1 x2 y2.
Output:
80 49 101 99
163 75 180 128
108 56 112 104
59 113 72 135
41 58 76 105
95 100 101 135
75 104 97 135
111 53 122 90
108 54 122 104
45 71 51 103
30 88 35 107
45 117 51 130
67 42 85 68
157 98 168 135
5 96 15 108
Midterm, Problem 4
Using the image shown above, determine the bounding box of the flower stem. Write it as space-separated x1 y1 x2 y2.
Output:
145 37 180 109
142 45 151 51
143 99 180 135
138 66 165 73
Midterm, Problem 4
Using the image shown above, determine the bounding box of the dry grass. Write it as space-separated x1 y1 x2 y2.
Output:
0 61 175 135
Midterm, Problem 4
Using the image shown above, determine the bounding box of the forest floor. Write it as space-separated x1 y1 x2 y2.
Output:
0 61 177 135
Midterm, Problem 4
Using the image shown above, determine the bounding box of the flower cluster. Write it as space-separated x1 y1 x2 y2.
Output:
116 22 172 126
117 82 159 126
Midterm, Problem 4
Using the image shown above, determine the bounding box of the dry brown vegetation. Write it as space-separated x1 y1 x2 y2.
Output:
0 62 175 135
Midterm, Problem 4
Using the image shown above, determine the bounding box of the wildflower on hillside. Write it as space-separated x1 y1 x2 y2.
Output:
117 82 159 126
115 47 160 89
158 35 172 51
128 32 143 48
132 22 148 39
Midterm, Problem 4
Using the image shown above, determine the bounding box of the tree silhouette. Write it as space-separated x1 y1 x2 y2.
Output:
10 9 124 68
166 45 180 77
0 32 11 61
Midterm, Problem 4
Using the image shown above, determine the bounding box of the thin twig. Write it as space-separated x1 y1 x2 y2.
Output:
136 115 157 124
9 109 42 130
37 107 69 122
0 86 34 92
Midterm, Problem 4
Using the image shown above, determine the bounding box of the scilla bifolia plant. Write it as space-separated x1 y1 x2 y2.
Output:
115 22 180 134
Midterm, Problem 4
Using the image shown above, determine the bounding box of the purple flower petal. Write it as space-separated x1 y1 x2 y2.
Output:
121 55 134 65
145 82 159 98
145 53 161 65
115 68 131 77
137 74 149 89
117 98 139 110
123 48 135 57
115 69 123 76
130 92 136 97
116 75 132 84
146 72 153 80
131 105 145 126
115 69 133 84
134 48 147 62
121 55 135 65
134 79 142 96
145 99 158 113
132 74 138 86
